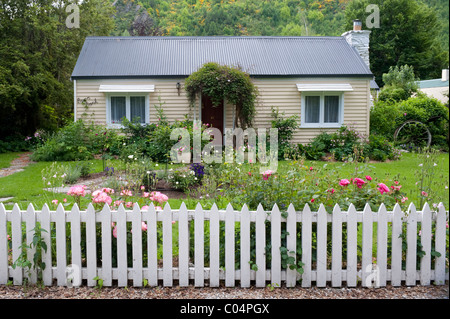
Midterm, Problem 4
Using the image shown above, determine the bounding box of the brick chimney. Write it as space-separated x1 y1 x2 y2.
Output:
342 19 371 69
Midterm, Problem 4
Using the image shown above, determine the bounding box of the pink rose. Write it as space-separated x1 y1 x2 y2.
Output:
365 175 372 181
262 170 273 180
67 185 86 197
51 199 58 205
421 191 428 197
353 178 366 189
339 179 350 186
113 226 118 238
401 196 408 203
377 183 390 195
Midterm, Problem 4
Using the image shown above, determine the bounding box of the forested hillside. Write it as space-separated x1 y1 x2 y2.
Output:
109 0 449 45
110 0 350 37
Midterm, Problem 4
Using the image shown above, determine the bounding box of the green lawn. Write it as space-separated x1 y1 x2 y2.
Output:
0 151 448 210
0 152 21 169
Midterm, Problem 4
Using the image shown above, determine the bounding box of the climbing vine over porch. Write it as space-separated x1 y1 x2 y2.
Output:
184 62 258 129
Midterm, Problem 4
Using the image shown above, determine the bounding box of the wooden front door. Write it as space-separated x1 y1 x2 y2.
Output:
201 95 224 134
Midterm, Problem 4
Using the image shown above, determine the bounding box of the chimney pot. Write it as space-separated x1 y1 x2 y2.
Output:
353 19 362 31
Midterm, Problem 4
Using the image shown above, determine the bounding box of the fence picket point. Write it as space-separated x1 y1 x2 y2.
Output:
331 204 342 287
178 202 189 287
420 203 432 286
132 203 143 287
391 204 403 286
55 203 66 286
434 203 446 285
255 204 266 287
286 203 298 288
316 204 327 287
146 203 158 286
117 204 128 287
377 203 388 287
346 204 357 287
163 203 173 287
271 204 281 287
225 203 235 287
100 204 112 286
24 204 37 284
406 203 417 286
240 204 251 288
194 203 204 287
300 204 312 287
69 204 82 286
40 204 52 286
0 204 8 285
209 203 220 287
361 204 373 287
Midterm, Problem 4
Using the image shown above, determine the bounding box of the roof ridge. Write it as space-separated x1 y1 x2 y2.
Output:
85 36 345 40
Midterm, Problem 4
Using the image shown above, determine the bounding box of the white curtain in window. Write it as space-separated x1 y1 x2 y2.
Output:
130 96 146 123
111 97 126 123
324 96 339 123
305 96 320 123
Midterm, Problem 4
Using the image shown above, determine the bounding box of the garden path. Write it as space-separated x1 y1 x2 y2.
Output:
0 152 34 178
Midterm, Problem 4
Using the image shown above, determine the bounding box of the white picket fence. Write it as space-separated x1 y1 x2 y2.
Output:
0 202 448 288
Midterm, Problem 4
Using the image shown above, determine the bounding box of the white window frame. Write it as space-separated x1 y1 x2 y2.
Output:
300 91 344 128
106 93 150 128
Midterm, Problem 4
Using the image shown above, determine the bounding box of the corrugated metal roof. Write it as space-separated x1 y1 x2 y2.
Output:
71 36 373 79
417 79 449 89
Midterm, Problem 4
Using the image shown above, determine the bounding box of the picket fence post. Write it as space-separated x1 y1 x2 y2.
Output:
40 204 52 286
300 203 311 288
0 203 8 285
178 202 189 287
194 203 204 287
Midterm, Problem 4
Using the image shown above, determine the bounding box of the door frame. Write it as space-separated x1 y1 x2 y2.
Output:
199 95 227 145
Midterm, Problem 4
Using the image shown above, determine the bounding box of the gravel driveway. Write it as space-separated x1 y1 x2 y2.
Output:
1 283 448 299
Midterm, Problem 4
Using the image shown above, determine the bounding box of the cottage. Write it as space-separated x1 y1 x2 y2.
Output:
71 20 375 145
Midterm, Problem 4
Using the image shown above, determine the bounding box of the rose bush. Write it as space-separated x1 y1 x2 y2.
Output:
215 159 408 213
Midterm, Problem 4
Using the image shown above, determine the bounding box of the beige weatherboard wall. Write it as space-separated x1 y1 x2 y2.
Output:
74 77 370 145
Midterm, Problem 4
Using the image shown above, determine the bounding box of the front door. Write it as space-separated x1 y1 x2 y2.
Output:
201 95 224 134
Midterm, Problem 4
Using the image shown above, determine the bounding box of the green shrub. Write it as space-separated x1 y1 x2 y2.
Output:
31 120 121 161
270 107 299 159
370 93 449 149
287 126 400 162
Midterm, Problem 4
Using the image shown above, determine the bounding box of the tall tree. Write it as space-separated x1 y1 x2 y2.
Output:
0 0 115 139
344 0 448 86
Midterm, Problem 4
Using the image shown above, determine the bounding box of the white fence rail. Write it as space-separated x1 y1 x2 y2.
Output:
0 202 448 288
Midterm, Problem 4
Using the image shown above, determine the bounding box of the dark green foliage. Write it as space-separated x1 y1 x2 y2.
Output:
0 0 115 139
370 94 449 149
344 0 448 85
286 125 400 162
30 120 122 162
185 62 258 128
270 107 299 160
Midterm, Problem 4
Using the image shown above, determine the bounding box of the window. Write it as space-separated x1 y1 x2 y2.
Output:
301 92 343 127
107 94 149 126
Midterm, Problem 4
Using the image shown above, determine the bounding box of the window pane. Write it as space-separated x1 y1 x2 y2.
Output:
130 96 146 123
111 97 126 124
305 96 320 123
324 96 339 123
